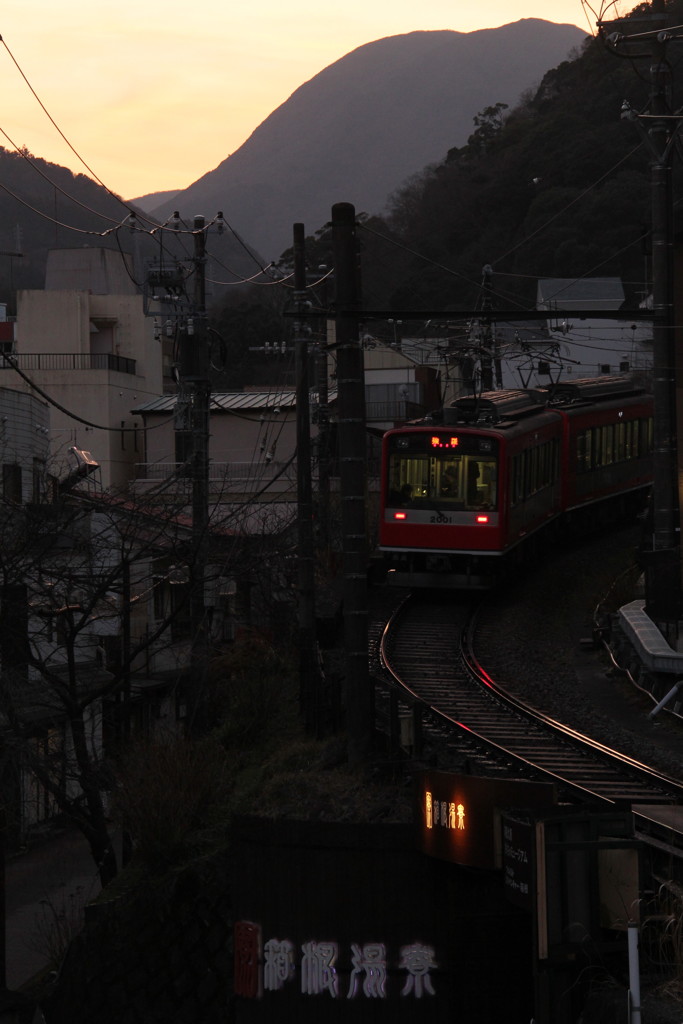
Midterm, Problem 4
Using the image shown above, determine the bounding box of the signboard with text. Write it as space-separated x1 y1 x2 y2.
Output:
501 815 537 910
416 771 555 869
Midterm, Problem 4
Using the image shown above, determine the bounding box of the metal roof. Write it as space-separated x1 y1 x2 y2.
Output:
133 391 298 415
133 389 337 414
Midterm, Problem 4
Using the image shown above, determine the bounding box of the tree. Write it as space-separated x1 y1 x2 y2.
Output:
0 489 204 885
209 283 292 389
466 102 509 156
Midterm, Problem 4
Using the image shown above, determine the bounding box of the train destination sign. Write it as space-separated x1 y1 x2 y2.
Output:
417 771 556 869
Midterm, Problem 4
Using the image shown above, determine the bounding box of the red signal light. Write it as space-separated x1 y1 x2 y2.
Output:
394 511 407 520
476 514 489 523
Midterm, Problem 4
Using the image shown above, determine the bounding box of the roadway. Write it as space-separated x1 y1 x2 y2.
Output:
4 827 103 991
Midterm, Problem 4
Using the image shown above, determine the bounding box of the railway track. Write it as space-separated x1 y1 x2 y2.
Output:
375 591 683 807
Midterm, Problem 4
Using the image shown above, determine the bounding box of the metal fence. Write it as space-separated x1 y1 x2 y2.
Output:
0 353 136 374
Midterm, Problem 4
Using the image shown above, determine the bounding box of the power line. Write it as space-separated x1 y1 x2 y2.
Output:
0 352 175 433
492 143 644 266
0 125 130 226
0 34 132 213
0 178 121 237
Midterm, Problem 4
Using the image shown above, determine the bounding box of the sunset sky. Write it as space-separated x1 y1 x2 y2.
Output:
0 1 618 201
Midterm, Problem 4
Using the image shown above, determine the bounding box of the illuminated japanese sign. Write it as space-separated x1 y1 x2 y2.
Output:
431 435 459 449
234 925 438 1001
418 771 555 869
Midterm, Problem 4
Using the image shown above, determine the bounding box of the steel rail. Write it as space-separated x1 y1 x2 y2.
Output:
375 593 683 805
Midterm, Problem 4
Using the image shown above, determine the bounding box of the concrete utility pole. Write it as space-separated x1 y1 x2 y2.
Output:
479 264 495 391
315 268 332 553
293 223 320 733
604 1 683 627
331 202 373 764
184 215 211 731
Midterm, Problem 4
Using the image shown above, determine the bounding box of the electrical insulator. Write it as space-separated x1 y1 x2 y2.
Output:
153 319 161 342
216 211 225 235
165 320 174 338
187 318 194 336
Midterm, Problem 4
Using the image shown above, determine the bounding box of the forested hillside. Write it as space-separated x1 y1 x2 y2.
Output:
0 147 135 302
0 148 264 312
286 2 683 316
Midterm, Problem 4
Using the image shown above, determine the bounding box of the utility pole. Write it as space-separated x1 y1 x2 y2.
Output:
479 264 495 391
605 2 683 629
315 267 332 554
293 223 320 733
183 215 211 731
331 202 373 764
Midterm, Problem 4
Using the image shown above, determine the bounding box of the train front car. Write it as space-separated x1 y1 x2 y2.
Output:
378 389 564 589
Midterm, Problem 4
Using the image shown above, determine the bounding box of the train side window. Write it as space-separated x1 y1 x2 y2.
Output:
510 455 518 507
539 444 548 486
584 429 593 471
603 424 614 465
577 432 587 473
511 451 524 507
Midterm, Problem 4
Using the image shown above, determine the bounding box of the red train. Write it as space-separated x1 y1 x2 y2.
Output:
378 375 653 589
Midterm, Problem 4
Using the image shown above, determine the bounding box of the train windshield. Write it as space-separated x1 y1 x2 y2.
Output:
386 437 498 511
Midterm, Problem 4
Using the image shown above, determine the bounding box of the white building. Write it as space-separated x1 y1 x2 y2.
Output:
500 277 653 389
0 247 167 491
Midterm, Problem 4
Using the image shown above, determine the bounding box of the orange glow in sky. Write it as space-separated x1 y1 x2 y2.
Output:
0 1 614 201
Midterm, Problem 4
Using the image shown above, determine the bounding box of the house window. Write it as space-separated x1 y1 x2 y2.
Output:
153 564 191 641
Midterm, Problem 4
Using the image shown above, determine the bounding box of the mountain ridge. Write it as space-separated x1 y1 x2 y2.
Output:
151 20 586 260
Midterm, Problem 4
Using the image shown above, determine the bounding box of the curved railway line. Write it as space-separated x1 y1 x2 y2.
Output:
373 592 683 809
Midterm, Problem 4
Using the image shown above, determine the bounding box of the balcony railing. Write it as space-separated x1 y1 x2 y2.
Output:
0 352 136 374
